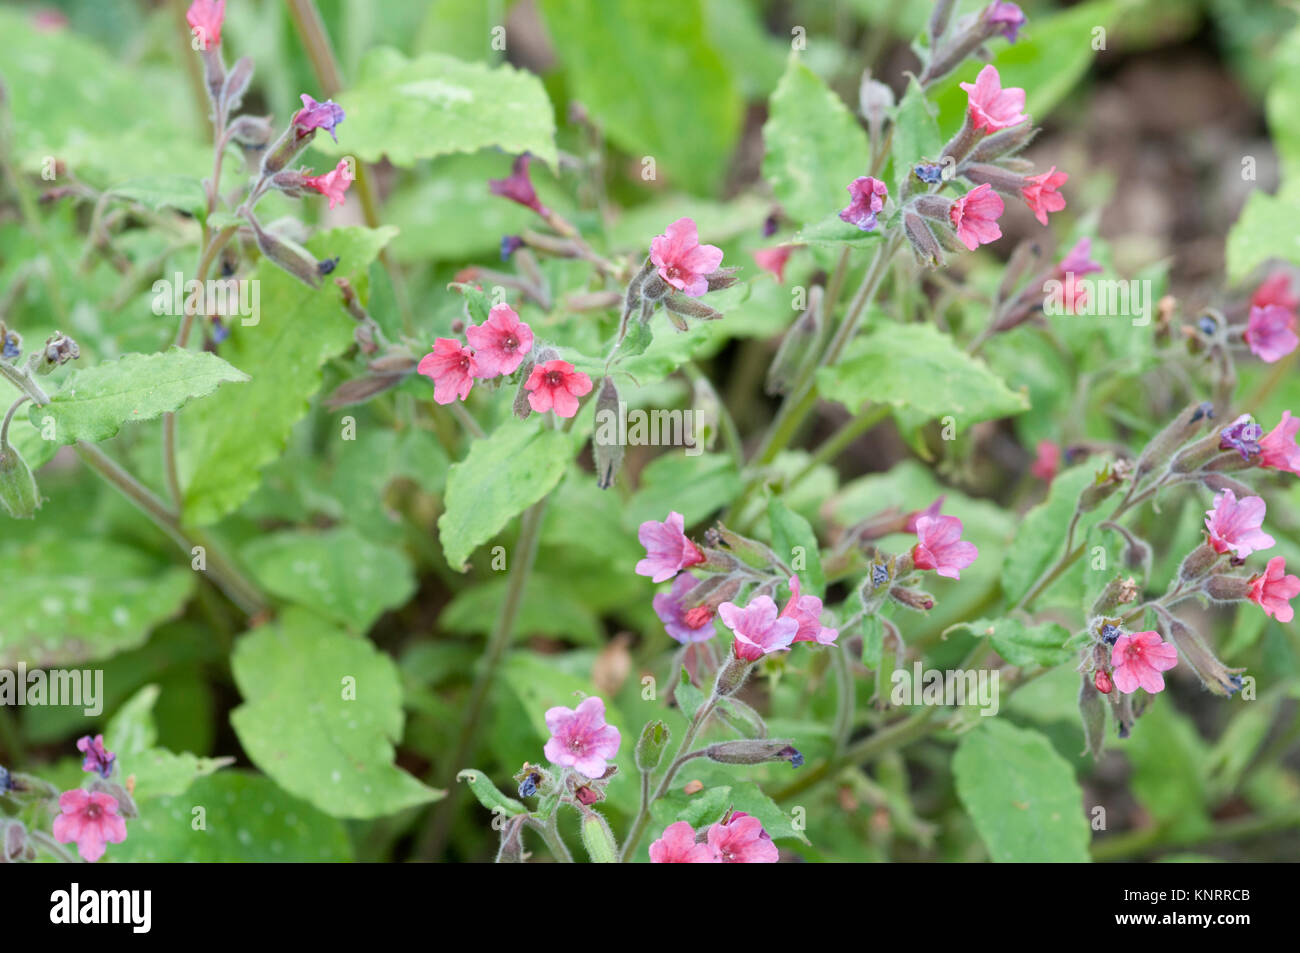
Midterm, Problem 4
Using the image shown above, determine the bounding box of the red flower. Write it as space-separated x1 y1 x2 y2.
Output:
911 515 979 579
1258 411 1300 476
1030 440 1060 483
303 160 354 210
1021 166 1068 226
949 184 1004 251
959 65 1028 133
752 245 794 283
524 359 592 417
52 790 127 863
417 338 477 405
1249 556 1300 623
185 0 225 50
1110 631 1177 695
650 218 723 298
465 304 533 377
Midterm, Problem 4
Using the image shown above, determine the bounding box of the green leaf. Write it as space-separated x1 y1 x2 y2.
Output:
1121 700 1212 839
111 771 353 862
1000 465 1100 606
104 685 231 801
792 211 886 247
456 769 527 817
540 0 740 194
762 56 871 224
624 452 742 529
179 226 395 526
953 719 1090 862
319 48 557 166
32 349 248 448
815 322 1028 427
676 666 705 722
0 538 192 667
437 418 576 571
1225 190 1300 283
952 618 1073 668
890 77 943 192
108 176 208 219
240 528 415 633
230 609 443 819
860 614 884 667
648 767 809 844
767 497 824 597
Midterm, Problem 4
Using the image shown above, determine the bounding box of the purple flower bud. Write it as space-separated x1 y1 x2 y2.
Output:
914 162 945 184
1218 414 1263 461
500 235 524 261
292 94 346 142
488 153 548 216
983 1 1027 42
762 212 779 238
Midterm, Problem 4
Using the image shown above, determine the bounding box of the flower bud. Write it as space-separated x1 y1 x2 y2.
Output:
635 720 671 773
580 812 619 863
1090 574 1138 616
228 114 275 149
705 267 740 293
904 212 943 268
1134 401 1214 481
967 123 1039 163
1 321 21 362
766 289 824 396
199 45 226 113
250 217 323 288
858 71 894 145
1200 473 1254 498
960 162 1028 195
889 585 934 612
0 442 39 519
495 815 527 863
1160 613 1244 696
261 124 315 176
1177 541 1221 584
1203 574 1251 602
0 820 33 863
713 655 752 697
592 376 623 490
222 56 254 114
1169 433 1222 473
911 194 955 222
1079 672 1106 758
35 332 79 374
704 739 802 768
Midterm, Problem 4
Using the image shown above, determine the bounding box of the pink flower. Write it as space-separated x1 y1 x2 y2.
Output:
302 159 354 210
1251 271 1298 312
959 65 1029 133
51 790 128 863
524 359 592 417
542 696 621 779
904 496 945 533
839 176 889 232
911 515 979 580
1110 630 1178 695
984 1 1027 42
780 576 838 645
1049 238 1102 313
650 218 724 298
1249 556 1300 623
1204 488 1275 558
1245 304 1299 364
649 821 719 863
76 735 115 779
417 338 477 405
185 0 224 50
636 512 706 583
1058 237 1103 277
292 94 346 142
466 303 534 377
706 812 778 863
488 153 548 216
1021 166 1068 226
752 245 794 283
653 572 716 643
949 183 1004 251
718 596 798 661
1030 440 1060 483
1259 411 1300 475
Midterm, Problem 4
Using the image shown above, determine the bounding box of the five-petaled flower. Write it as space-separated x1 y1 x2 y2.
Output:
466 303 534 378
417 338 477 405
293 94 346 142
523 359 592 417
52 789 127 863
719 596 798 661
650 218 724 298
303 160 354 210
636 512 706 583
649 821 719 863
949 183 1004 251
839 176 889 232
185 0 224 50
911 514 979 579
1110 630 1178 695
1021 166 1068 226
1245 304 1299 364
653 572 717 643
706 812 779 863
1204 488 1274 558
1249 556 1300 623
1258 411 1300 476
959 65 1028 133
542 696 621 779
780 576 838 645
76 734 115 779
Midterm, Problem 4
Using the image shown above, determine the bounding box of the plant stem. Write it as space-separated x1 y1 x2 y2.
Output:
530 814 574 863
1090 805 1300 862
30 829 80 863
831 642 856 756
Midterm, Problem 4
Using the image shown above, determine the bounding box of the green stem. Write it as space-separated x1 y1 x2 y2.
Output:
831 642 856 756
1091 806 1300 862
30 829 80 863
531 814 575 863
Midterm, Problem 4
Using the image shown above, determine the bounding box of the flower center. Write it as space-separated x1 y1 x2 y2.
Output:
546 371 563 387
665 265 684 282
503 335 518 351
85 803 102 820
568 738 585 752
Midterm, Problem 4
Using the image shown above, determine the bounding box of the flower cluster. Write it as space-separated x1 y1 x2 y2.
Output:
649 812 779 863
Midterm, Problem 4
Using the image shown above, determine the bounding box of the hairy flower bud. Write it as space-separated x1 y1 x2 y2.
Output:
1134 401 1214 481
1200 472 1254 498
1203 574 1252 602
967 123 1039 163
904 212 943 268
592 376 623 490
250 217 323 288
703 739 803 768
713 655 752 697
634 720 670 773
766 287 824 396
1178 541 1221 584
889 585 934 612
579 812 619 863
1160 612 1243 696
960 162 1028 194
35 332 79 375
1079 672 1106 758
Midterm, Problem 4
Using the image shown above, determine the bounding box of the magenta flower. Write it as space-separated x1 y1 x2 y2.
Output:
303 160 354 210
1219 414 1263 461
838 176 888 232
1251 271 1298 312
417 338 478 405
1259 411 1300 476
650 218 724 298
52 790 127 863
653 572 716 643
959 65 1029 133
524 359 592 418
949 184 1004 251
185 0 224 50
1204 488 1275 558
911 514 979 580
752 245 794 283
1110 631 1178 695
649 821 719 863
780 576 838 645
636 512 706 583
488 153 549 216
466 303 534 378
1245 304 1299 364
984 1 1027 42
1021 166 1068 226
76 734 115 779
1030 440 1060 483
1058 237 1103 278
1249 556 1300 623
718 596 798 662
706 812 778 863
293 94 346 142
904 495 945 533
542 696 621 779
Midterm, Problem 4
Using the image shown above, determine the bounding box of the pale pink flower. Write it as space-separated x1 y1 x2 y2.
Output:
650 218 724 297
752 245 794 283
1030 440 1060 483
1259 411 1300 476
417 338 477 405
524 359 592 417
959 65 1029 133
1021 166 1067 226
718 596 798 661
636 512 706 583
466 303 534 377
542 696 621 779
707 812 778 863
1249 556 1300 623
303 160 354 210
52 790 127 863
653 572 716 644
838 176 888 232
1110 630 1178 695
780 576 838 645
76 735 115 779
649 821 719 863
949 183 1004 251
185 0 224 50
911 515 979 580
1245 304 1299 364
1204 489 1274 558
